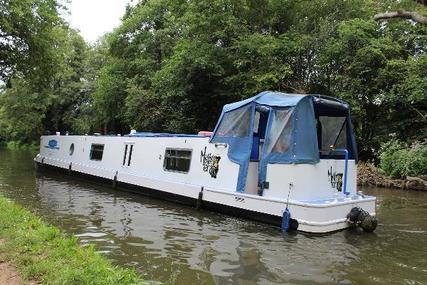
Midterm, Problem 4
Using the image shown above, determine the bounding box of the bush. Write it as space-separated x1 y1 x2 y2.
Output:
379 140 427 179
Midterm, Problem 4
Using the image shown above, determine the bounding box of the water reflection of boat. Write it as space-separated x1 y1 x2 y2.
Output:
35 91 376 233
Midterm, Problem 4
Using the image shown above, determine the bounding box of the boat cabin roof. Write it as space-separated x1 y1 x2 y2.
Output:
223 91 350 115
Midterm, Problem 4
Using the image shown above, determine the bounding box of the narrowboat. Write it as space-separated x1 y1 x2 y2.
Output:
35 91 377 233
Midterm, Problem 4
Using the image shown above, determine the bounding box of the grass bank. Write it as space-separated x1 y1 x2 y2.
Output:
0 196 149 285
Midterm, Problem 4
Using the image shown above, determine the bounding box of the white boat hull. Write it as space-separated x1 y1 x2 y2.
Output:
34 134 376 233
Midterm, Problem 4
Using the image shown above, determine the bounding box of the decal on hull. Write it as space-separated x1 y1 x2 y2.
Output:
200 147 221 178
45 139 60 150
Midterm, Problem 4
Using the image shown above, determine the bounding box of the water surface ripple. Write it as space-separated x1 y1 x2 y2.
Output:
0 149 426 284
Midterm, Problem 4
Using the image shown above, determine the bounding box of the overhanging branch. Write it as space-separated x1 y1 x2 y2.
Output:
374 10 427 25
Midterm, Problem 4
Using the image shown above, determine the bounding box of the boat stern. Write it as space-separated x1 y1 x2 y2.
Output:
288 194 376 233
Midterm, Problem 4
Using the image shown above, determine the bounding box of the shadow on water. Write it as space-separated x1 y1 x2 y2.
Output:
0 148 426 285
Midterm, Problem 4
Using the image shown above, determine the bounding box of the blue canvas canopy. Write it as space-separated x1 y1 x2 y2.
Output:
210 91 357 193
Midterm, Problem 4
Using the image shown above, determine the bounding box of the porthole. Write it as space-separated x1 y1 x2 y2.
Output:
69 143 75 156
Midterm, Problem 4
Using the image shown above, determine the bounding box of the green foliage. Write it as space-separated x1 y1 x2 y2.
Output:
5 140 39 151
0 0 64 84
0 0 96 141
0 0 426 162
0 25 93 141
379 140 427 178
0 196 148 285
317 16 427 158
94 0 426 160
0 78 47 143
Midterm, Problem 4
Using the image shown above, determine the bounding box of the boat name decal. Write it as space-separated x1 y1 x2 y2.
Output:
200 147 221 178
45 139 60 150
328 166 343 192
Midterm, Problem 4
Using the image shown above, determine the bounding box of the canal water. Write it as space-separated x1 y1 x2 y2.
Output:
0 148 426 285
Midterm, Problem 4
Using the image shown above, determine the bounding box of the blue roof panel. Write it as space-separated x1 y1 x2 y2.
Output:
223 91 307 112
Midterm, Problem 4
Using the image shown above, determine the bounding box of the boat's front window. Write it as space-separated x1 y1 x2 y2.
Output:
215 105 251 138
317 116 347 153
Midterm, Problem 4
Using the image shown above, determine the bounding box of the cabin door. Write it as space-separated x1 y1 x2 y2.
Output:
245 106 269 194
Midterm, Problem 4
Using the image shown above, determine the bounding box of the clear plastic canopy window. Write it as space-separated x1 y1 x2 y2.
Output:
319 116 347 152
266 108 293 154
215 105 251 138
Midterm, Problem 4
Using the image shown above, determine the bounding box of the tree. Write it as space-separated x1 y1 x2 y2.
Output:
0 79 47 142
319 18 426 159
0 1 92 141
1 0 426 164
0 0 64 84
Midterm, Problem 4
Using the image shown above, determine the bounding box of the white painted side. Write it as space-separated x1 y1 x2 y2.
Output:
35 134 376 233
203 188 375 233
37 135 239 194
245 162 258 195
265 160 357 201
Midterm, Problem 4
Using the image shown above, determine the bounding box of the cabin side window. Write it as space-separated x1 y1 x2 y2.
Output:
69 143 75 156
163 148 192 173
122 143 134 166
90 144 104 161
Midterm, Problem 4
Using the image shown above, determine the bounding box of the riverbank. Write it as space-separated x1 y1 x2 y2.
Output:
357 162 427 191
0 196 148 285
